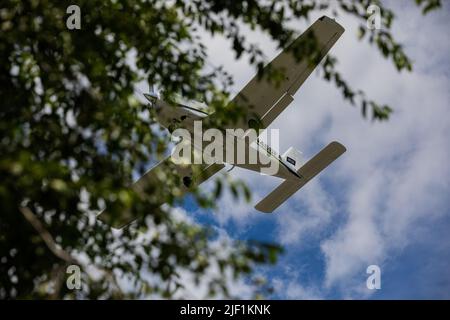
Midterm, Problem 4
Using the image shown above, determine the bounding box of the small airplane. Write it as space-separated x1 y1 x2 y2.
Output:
100 16 346 228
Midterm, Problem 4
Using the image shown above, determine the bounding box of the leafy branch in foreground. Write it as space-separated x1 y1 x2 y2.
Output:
0 0 441 299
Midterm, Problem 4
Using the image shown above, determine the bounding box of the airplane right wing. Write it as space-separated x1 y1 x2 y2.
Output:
225 16 344 135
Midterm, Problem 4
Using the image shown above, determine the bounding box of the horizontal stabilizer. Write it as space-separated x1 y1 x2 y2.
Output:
255 141 346 213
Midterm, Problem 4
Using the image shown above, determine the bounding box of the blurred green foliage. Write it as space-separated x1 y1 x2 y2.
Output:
0 0 441 299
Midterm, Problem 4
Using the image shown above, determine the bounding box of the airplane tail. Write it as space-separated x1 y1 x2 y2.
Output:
255 141 346 213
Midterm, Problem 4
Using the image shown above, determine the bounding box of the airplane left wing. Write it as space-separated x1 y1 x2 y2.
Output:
98 157 224 228
226 16 344 134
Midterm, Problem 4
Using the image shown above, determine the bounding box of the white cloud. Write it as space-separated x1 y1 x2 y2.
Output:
275 179 336 245
200 1 450 298
316 5 450 295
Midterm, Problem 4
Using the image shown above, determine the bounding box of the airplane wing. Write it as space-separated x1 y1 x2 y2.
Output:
98 157 224 228
226 16 344 134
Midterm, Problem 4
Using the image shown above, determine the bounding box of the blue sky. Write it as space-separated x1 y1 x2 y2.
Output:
140 1 450 299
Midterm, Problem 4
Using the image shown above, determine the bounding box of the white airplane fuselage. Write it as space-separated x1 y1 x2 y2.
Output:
149 95 301 181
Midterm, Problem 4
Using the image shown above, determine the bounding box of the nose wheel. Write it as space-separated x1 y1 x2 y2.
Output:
182 176 193 188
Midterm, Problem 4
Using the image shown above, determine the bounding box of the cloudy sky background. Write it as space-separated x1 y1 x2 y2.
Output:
148 1 450 299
